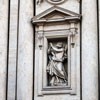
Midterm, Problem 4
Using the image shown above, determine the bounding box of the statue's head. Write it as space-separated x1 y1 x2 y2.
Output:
56 42 63 48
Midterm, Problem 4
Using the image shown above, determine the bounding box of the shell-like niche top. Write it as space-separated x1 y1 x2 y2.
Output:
47 0 66 5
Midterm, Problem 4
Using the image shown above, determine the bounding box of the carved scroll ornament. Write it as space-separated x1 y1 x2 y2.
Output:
37 0 65 5
37 0 43 5
47 0 66 4
36 0 80 5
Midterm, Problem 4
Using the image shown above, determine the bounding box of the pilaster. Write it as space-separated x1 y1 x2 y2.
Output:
7 0 19 99
82 0 98 100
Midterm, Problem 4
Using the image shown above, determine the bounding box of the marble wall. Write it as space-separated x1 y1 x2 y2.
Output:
0 0 99 100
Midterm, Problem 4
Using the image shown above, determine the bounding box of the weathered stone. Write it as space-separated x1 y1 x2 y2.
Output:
0 0 8 100
0 0 99 100
17 0 34 100
82 0 98 100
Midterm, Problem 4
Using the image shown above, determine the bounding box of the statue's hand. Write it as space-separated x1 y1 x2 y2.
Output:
49 42 52 47
52 57 56 61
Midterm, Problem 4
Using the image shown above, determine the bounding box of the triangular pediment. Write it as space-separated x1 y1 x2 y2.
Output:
32 6 81 24
41 10 71 20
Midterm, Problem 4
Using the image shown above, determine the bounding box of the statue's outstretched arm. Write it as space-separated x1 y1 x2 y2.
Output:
50 43 63 52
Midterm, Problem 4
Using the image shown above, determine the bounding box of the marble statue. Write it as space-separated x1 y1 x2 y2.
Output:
46 42 68 86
